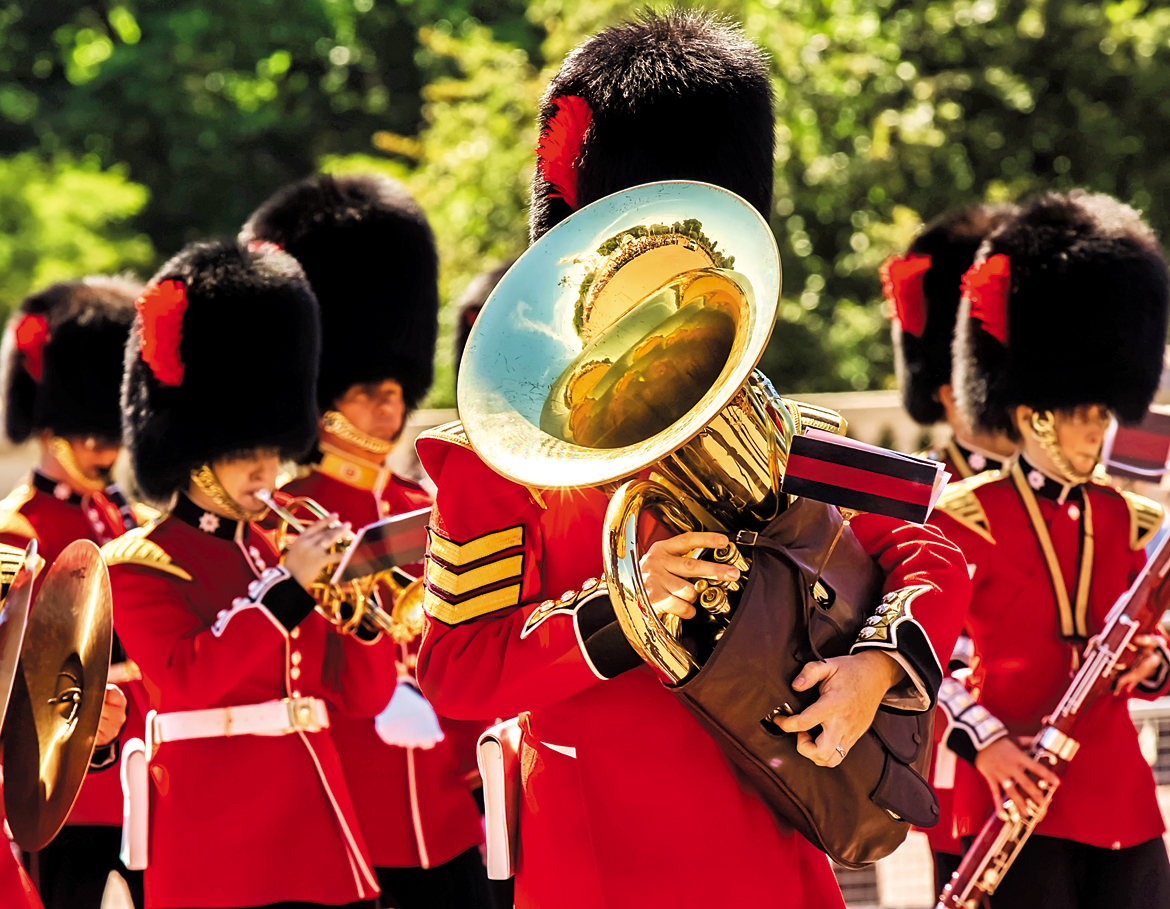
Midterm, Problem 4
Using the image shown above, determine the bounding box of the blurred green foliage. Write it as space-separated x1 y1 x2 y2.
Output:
2 0 1170 407
0 151 153 307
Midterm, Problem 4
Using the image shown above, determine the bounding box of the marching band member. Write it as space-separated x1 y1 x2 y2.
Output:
415 13 970 908
931 190 1170 908
242 174 490 909
882 203 1019 889
885 203 1020 480
0 277 146 909
106 239 397 909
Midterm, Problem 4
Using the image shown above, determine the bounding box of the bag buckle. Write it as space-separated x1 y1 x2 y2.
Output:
734 530 758 547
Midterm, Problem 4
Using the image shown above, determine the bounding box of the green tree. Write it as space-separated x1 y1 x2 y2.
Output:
0 151 153 310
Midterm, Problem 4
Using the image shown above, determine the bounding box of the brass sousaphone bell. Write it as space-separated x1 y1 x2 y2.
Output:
458 181 839 680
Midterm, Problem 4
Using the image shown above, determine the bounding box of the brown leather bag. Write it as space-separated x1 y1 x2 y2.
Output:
673 496 939 868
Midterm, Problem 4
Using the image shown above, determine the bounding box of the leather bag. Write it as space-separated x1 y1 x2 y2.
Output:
673 496 939 868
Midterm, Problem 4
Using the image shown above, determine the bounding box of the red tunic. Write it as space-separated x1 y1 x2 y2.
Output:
0 847 41 909
931 463 1168 849
108 504 399 908
0 477 148 827
914 443 1007 856
415 427 970 909
281 461 484 869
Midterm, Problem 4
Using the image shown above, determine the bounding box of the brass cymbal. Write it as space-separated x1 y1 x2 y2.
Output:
0 540 40 729
3 540 113 852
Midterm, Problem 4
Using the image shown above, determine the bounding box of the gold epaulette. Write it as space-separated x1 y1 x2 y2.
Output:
1120 490 1164 551
129 501 163 526
416 420 547 510
416 420 473 453
782 399 847 436
100 526 192 581
933 472 1000 544
0 484 36 540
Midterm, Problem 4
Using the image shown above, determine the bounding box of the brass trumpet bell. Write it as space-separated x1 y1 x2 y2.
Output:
458 181 782 494
259 491 425 642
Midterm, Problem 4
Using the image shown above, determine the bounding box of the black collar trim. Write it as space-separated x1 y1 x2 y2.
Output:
1017 455 1084 504
952 440 1003 476
32 470 85 506
171 493 240 541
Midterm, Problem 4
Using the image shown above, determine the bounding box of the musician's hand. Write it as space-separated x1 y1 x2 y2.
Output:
774 651 906 768
1114 634 1166 696
639 531 740 621
974 737 1060 820
95 684 128 748
285 515 351 590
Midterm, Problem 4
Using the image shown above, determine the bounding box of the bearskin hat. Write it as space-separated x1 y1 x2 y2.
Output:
954 190 1170 436
241 173 439 412
885 203 1018 425
1 276 141 445
529 10 774 242
123 240 320 499
453 259 514 384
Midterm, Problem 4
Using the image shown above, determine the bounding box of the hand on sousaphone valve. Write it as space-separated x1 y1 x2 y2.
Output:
641 528 909 769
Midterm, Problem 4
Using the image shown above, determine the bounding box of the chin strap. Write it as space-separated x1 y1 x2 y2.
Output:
47 436 109 493
321 410 394 457
1029 410 1096 486
189 464 269 523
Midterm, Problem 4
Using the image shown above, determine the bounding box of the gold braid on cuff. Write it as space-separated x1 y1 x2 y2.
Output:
1030 410 1095 485
321 411 394 456
190 464 269 523
48 436 108 493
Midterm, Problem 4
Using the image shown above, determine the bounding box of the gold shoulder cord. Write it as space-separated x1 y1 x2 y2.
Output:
189 465 269 523
321 411 394 456
47 436 107 493
1009 462 1093 639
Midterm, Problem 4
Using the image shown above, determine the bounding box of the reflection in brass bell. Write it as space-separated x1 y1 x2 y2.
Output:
3 540 112 852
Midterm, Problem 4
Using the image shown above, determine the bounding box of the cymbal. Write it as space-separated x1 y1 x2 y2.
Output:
3 540 113 852
0 540 40 728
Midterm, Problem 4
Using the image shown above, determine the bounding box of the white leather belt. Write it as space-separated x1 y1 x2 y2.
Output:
150 697 329 747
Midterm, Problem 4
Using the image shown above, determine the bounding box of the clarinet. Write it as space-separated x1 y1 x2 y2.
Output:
937 531 1170 909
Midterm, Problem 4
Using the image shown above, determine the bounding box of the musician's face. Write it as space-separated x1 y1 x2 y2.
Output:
335 379 405 444
211 450 280 514
64 436 120 482
1015 404 1109 478
1053 406 1110 475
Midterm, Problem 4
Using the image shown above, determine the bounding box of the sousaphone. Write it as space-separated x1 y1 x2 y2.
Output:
458 181 937 865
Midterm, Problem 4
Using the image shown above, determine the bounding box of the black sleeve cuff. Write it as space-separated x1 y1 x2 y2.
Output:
575 594 644 679
89 739 120 773
263 577 317 631
946 727 979 766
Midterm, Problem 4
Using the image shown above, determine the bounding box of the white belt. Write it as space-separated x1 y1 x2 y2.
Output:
150 697 329 747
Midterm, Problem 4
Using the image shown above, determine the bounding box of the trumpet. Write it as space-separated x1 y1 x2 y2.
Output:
255 490 426 643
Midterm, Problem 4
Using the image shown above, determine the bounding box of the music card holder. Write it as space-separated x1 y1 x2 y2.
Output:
330 506 432 584
782 430 950 524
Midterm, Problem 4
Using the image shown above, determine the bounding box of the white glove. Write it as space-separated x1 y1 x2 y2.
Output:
374 681 446 749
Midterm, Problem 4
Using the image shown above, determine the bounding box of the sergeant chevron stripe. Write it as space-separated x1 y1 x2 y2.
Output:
424 525 526 624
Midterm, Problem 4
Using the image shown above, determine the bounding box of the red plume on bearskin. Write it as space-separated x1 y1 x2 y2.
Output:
136 279 189 387
536 95 592 210
880 254 931 338
962 254 1011 346
13 314 49 381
